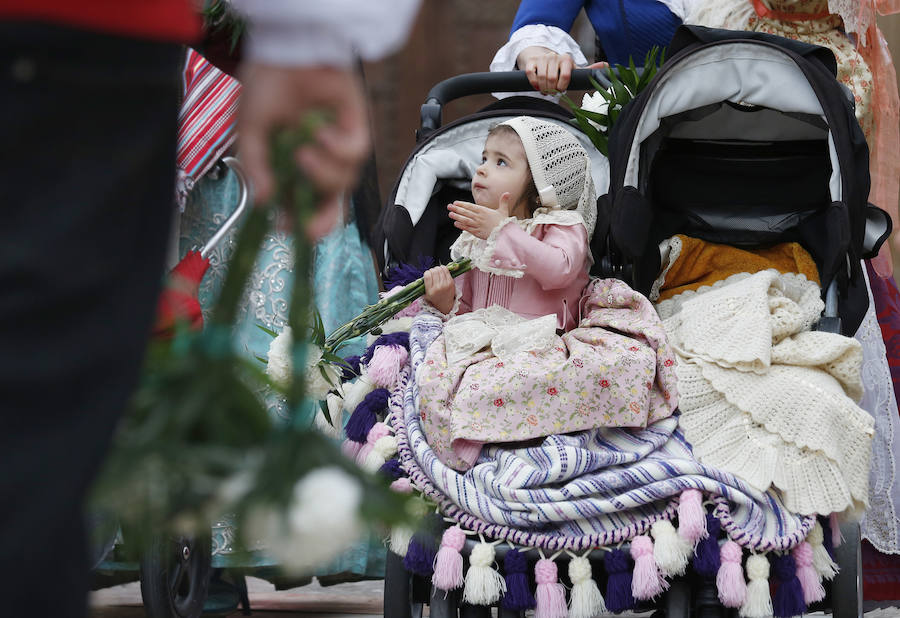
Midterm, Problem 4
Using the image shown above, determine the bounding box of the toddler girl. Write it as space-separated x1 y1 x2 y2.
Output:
418 116 677 470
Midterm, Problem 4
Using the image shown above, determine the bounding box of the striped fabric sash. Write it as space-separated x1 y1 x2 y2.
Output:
175 48 242 209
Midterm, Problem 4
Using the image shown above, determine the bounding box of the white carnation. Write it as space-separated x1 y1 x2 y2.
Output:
266 326 294 387
265 326 340 401
247 466 363 574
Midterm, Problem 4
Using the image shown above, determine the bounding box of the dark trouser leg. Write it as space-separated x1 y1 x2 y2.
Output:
0 23 181 618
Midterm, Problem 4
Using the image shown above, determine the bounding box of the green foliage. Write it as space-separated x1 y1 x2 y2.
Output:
202 0 246 53
92 115 415 560
562 46 665 156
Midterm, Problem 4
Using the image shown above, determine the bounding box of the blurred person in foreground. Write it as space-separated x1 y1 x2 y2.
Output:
0 1 420 616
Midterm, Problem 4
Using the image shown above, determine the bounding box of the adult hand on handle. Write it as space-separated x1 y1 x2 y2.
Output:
237 63 370 239
516 45 576 93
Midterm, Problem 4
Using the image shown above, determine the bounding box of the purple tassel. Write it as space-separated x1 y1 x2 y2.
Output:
384 256 435 289
362 332 410 364
821 517 835 560
379 458 404 480
340 355 361 381
693 513 722 577
772 553 807 618
345 388 389 443
604 548 635 612
404 534 438 577
501 548 536 610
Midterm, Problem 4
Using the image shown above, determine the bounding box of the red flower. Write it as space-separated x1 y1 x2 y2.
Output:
420 411 427 421
493 398 504 407
663 390 671 401
495 361 504 368
664 359 674 367
572 358 583 368
599 379 610 388
526 414 539 426
629 401 641 413
628 346 640 352
547 387 558 396
438 372 445 378
427 359 434 365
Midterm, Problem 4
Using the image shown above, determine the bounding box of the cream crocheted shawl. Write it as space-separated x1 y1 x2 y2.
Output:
658 261 873 518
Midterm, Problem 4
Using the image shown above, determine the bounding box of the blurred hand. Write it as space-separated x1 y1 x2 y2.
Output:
516 45 575 93
237 63 370 239
423 266 456 315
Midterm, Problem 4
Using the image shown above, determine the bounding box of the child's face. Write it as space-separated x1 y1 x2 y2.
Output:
471 132 531 214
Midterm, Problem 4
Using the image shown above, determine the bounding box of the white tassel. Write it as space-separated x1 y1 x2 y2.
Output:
463 541 506 605
314 392 344 439
363 434 399 472
807 521 839 581
568 554 606 618
739 554 773 618
389 525 414 557
651 519 692 577
343 375 375 413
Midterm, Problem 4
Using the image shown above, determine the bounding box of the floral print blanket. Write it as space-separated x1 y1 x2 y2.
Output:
417 278 678 470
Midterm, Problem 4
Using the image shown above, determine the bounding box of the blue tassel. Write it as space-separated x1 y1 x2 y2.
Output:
362 332 410 364
772 553 807 617
340 355 361 381
605 548 635 612
345 388 389 443
693 513 721 577
501 548 536 610
821 516 835 560
404 534 438 577
379 458 404 480
384 256 435 289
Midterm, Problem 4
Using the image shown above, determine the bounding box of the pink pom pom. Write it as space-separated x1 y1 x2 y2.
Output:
793 542 825 604
367 345 408 388
716 541 747 608
356 442 374 465
677 489 707 545
432 526 466 591
830 513 843 548
534 559 567 618
341 439 362 459
390 477 413 493
368 421 392 442
631 535 667 600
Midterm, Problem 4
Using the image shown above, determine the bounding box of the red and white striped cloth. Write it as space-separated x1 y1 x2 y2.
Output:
175 48 242 208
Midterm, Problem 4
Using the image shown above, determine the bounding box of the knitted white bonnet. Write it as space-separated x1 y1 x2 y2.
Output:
499 116 596 216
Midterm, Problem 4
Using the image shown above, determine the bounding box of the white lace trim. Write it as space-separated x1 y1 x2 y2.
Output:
858 266 900 553
443 305 557 364
449 208 588 278
419 294 461 322
649 235 684 301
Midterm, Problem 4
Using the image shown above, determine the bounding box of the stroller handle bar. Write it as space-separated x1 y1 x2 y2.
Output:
199 156 250 259
420 68 616 133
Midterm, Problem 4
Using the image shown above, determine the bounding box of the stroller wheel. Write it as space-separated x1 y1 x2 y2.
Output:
384 550 426 618
139 534 212 618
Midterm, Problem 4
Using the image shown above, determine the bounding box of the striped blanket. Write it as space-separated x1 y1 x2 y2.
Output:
393 312 815 552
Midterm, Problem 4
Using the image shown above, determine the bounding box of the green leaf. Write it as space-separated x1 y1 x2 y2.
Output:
256 324 278 338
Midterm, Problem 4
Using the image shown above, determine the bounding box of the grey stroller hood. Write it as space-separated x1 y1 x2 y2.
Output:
596 25 891 336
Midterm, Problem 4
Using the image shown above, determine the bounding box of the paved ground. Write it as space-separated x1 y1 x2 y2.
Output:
90 577 900 617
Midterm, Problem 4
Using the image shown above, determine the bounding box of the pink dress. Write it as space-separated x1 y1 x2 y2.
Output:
417 216 679 470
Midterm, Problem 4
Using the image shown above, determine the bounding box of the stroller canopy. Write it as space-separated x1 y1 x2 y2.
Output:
599 25 882 335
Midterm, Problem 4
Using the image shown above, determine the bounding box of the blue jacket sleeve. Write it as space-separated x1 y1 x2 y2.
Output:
509 0 584 38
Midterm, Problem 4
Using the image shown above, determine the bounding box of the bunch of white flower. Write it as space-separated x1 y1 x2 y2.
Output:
246 466 363 574
265 326 340 400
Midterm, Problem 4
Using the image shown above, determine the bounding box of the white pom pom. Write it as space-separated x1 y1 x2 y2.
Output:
568 555 606 618
389 525 414 556
343 375 375 413
363 435 398 472
739 554 772 618
463 542 506 605
651 519 692 577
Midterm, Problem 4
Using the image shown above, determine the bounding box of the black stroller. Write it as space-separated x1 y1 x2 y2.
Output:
374 25 890 618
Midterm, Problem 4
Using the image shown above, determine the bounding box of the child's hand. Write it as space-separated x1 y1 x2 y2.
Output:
423 266 456 315
449 193 511 240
